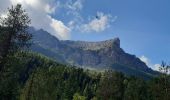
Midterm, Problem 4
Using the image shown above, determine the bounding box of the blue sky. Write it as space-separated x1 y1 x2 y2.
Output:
0 0 170 70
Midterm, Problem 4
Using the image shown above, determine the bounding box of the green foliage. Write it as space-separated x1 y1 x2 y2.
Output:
124 78 149 100
0 4 31 69
10 52 99 100
96 70 124 100
0 52 170 100
73 93 86 100
149 75 170 100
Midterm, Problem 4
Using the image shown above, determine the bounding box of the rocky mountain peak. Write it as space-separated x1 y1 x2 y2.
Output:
61 37 121 50
31 28 159 79
103 37 120 48
112 37 120 47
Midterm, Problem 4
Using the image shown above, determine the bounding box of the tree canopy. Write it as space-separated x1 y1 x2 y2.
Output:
0 4 31 69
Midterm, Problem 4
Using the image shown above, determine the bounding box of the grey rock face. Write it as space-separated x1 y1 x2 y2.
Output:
61 37 120 50
29 28 159 78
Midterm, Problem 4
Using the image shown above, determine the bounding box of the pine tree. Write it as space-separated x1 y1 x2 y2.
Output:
0 4 31 70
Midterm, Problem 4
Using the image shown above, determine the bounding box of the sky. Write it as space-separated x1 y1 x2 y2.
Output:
0 0 170 71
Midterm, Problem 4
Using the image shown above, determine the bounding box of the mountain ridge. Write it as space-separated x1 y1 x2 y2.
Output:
61 37 120 50
29 27 159 78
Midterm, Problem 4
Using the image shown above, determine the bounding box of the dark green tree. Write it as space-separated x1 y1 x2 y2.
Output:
96 70 124 100
0 4 31 70
0 4 31 100
149 62 170 100
159 62 170 100
124 77 149 100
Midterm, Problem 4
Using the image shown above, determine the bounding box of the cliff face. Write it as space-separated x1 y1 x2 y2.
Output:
61 37 148 71
61 37 120 50
30 28 158 78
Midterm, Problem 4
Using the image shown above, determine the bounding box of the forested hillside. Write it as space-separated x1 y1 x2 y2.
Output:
0 51 170 100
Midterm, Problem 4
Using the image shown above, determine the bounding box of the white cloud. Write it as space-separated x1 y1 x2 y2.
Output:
0 13 7 19
45 4 56 14
153 64 161 71
50 16 70 40
65 0 84 27
10 0 41 9
139 55 161 71
0 0 71 40
140 56 150 66
64 1 116 34
81 12 116 33
68 21 76 29
66 0 83 11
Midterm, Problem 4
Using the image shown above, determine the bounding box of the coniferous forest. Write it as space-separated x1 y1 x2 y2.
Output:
0 4 170 100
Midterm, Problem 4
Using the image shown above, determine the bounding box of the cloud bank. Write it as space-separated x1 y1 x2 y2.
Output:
139 55 161 71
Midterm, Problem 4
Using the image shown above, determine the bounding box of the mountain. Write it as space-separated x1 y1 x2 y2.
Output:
29 27 159 79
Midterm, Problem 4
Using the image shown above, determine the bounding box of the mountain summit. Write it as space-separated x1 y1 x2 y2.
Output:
29 27 159 79
61 37 120 50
